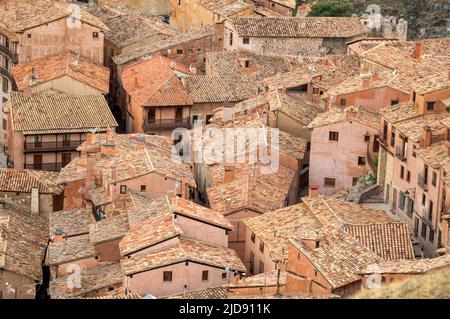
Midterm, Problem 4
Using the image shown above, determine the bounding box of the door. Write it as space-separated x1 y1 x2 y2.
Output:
414 217 419 237
147 108 155 123
33 154 42 170
62 134 70 147
34 135 42 148
392 188 397 211
175 107 183 123
373 135 380 152
61 153 71 167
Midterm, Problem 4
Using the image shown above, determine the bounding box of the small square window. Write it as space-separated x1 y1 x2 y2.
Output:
313 87 319 94
120 185 127 194
163 271 172 282
352 177 359 186
93 32 99 38
329 131 339 141
358 156 366 166
176 49 183 54
222 272 227 279
250 232 255 243
340 99 347 106
426 101 435 111
140 185 146 192
27 34 32 39
243 37 250 44
324 178 336 187
202 270 209 281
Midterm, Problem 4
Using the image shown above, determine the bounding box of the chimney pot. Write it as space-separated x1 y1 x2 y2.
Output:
414 42 423 59
421 125 432 148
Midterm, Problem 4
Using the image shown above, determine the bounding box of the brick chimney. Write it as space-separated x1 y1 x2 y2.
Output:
421 125 432 148
346 107 358 121
30 187 39 216
85 152 96 192
362 77 370 89
136 135 146 150
414 42 423 59
100 143 117 154
52 228 65 243
309 185 320 198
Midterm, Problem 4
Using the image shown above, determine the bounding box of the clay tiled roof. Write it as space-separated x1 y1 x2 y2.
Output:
103 14 177 48
244 203 322 261
122 55 193 106
165 285 229 299
379 101 419 124
358 254 450 275
184 75 240 103
227 17 365 38
0 201 48 281
0 0 108 32
301 196 393 227
254 6 283 17
119 210 180 257
12 53 110 93
125 192 170 227
89 214 129 244
172 196 233 230
394 113 448 143
291 227 380 289
8 92 117 135
47 234 96 266
49 208 90 238
231 270 287 288
343 222 415 261
49 263 123 298
198 0 250 17
269 91 322 127
262 69 321 92
121 238 246 275
86 187 112 207
208 168 295 215
113 25 215 65
411 70 450 95
415 141 449 169
308 106 380 130
0 168 62 194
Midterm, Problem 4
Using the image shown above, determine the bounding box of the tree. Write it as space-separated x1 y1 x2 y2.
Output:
307 0 353 17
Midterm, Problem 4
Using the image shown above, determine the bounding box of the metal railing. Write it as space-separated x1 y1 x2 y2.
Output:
417 174 428 190
24 140 85 152
24 162 64 171
395 146 407 161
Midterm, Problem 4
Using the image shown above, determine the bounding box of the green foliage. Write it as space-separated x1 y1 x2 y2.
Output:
307 0 353 17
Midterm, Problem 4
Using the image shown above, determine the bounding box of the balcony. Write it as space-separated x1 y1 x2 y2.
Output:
143 118 191 131
417 174 428 191
24 140 86 153
395 146 407 161
24 162 63 171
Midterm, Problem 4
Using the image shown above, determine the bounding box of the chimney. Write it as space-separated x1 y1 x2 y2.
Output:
414 42 423 59
362 77 370 89
309 185 320 198
86 133 96 146
86 153 96 192
52 229 65 243
371 71 380 81
346 107 358 121
100 143 117 154
30 187 39 216
421 125 432 148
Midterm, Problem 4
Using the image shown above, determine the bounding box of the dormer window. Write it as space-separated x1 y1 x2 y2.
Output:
93 32 99 38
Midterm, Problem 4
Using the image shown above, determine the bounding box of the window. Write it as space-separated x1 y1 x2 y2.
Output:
120 185 127 194
428 200 433 221
426 101 435 111
422 193 426 206
364 134 370 142
271 2 275 7
432 171 437 187
249 252 254 274
352 177 359 186
205 114 213 124
313 87 319 94
163 271 172 282
229 32 233 46
250 232 255 243
306 142 311 152
2 119 6 130
406 171 411 183
429 228 434 243
391 99 399 106
140 185 146 192
222 272 227 279
93 32 99 38
178 0 181 5
329 131 339 141
421 223 427 239
400 166 405 179
324 178 336 187
259 261 264 273
244 60 250 68
398 192 405 210
340 98 347 106
259 241 264 253
202 270 209 281
243 37 250 44
390 131 395 147
358 156 366 166
192 115 198 124
406 197 414 217
176 49 183 54
27 34 32 39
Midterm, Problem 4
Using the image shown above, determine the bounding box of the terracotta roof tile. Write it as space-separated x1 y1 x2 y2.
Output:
415 141 449 169
411 70 450 95
165 285 229 299
89 214 129 244
379 101 419 124
269 92 322 127
122 55 193 106
198 0 250 17
308 106 380 130
0 168 62 194
47 234 96 266
231 270 286 288
13 53 110 93
227 17 365 38
121 238 246 275
184 75 240 103
8 92 117 135
49 208 90 237
393 113 448 143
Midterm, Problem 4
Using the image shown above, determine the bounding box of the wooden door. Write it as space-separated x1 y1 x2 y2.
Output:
62 153 71 167
175 107 183 122
33 154 42 170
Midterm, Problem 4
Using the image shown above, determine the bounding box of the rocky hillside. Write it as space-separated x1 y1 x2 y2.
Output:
350 0 449 39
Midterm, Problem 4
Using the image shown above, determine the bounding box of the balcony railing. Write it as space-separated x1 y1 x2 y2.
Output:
417 174 428 191
143 118 191 131
395 146 407 161
24 162 63 171
24 140 85 152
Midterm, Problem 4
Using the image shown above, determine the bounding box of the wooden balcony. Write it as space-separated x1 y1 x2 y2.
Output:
143 118 191 131
24 162 63 171
24 140 86 153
